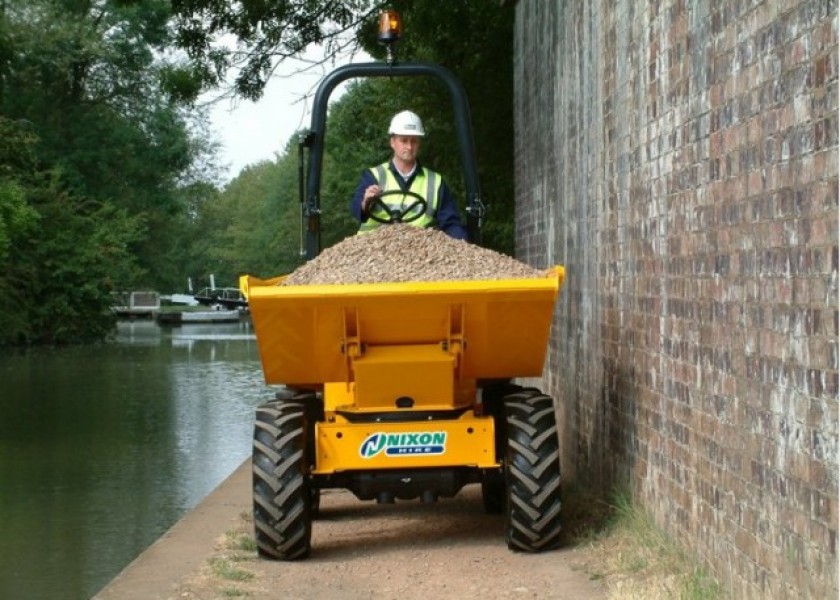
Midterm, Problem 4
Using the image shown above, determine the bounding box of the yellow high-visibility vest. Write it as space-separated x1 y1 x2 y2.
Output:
358 162 442 233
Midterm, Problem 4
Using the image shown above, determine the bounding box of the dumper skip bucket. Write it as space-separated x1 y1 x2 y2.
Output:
242 266 565 386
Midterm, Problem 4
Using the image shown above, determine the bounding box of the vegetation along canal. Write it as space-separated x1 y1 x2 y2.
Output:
0 320 271 600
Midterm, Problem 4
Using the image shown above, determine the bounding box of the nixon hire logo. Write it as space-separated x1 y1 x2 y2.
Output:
359 431 447 458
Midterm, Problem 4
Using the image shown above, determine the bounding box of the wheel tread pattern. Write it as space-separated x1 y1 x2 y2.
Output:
252 398 313 560
503 390 562 552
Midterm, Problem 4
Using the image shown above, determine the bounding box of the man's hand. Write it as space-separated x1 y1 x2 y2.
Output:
362 185 381 213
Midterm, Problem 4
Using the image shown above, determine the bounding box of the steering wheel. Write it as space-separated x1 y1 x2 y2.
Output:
366 190 428 224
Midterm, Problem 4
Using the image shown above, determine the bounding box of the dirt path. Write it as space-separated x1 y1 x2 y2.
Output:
96 460 606 600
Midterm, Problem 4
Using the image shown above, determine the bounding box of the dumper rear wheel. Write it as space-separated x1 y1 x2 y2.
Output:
503 389 562 552
253 399 314 560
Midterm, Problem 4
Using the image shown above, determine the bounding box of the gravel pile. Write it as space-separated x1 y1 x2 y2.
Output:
282 224 546 285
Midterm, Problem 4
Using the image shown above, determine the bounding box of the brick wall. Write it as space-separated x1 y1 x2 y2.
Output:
512 1 838 597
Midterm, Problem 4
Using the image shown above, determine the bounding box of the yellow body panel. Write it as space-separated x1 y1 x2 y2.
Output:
313 411 497 473
353 344 454 409
242 267 565 386
323 380 476 415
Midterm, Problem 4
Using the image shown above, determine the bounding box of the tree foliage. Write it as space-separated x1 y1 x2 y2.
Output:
14 186 145 345
0 117 145 344
0 0 214 344
2 0 202 214
170 0 382 100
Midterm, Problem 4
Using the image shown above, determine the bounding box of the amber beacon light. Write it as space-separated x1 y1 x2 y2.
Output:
378 9 402 42
378 9 402 64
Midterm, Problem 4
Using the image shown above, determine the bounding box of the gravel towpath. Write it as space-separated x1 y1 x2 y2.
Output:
95 460 606 600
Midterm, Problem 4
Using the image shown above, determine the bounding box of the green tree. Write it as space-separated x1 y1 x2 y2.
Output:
0 0 218 343
1 0 212 283
0 117 144 345
14 186 145 344
199 145 305 283
0 119 40 340
170 0 382 100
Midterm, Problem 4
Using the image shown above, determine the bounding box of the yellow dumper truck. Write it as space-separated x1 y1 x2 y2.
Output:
240 11 566 559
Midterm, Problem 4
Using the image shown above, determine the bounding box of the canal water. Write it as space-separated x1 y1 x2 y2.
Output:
0 319 273 600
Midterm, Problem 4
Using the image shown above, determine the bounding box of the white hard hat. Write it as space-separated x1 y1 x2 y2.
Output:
388 110 425 136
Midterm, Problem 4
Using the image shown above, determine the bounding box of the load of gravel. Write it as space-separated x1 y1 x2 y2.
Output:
282 224 546 285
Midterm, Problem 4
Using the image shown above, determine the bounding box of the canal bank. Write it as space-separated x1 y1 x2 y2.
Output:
93 459 251 600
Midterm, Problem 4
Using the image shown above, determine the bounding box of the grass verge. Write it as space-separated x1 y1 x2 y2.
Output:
176 516 259 599
208 557 255 582
569 488 724 600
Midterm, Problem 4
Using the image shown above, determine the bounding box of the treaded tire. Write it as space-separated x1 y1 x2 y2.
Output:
275 388 323 519
253 398 313 560
503 389 562 552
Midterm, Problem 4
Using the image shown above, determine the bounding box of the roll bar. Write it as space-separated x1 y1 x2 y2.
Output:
300 62 484 259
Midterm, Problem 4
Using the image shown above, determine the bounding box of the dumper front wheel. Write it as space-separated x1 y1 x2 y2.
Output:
253 399 314 560
503 389 562 552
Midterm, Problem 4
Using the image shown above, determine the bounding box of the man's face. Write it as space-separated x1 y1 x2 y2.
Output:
390 135 421 164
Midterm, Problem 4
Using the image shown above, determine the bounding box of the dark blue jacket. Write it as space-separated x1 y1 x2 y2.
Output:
350 161 467 240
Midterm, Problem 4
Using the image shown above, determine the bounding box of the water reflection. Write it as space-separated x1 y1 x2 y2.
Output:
0 320 272 600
